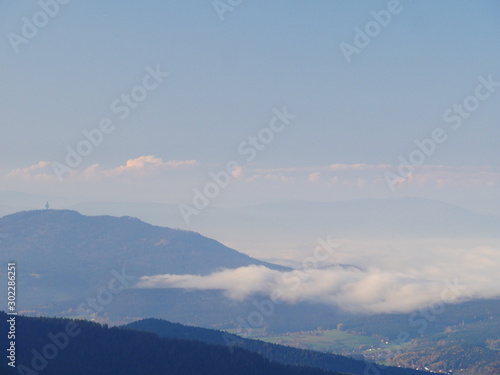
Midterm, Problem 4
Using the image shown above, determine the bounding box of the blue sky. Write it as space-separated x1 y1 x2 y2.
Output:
1 0 499 208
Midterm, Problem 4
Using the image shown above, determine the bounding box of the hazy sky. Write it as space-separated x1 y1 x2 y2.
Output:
1 0 499 210
1 1 500 314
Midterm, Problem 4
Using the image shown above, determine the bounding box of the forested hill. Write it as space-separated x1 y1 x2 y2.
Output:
0 311 338 375
0 209 287 311
124 318 428 375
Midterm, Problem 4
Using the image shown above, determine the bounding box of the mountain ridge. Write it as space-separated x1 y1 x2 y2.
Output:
0 209 288 311
124 317 427 375
0 311 343 375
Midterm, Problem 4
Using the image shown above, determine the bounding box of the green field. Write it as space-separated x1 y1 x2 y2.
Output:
254 329 382 353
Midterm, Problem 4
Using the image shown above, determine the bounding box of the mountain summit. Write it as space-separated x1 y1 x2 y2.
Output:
0 209 285 310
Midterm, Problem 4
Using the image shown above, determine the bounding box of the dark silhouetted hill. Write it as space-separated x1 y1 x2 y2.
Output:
0 311 340 375
124 318 428 375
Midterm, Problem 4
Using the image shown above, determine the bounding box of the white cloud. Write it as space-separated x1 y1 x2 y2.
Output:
138 265 280 300
4 156 197 182
6 161 57 183
231 165 244 178
326 163 390 172
136 243 500 314
104 156 197 178
3 161 498 204
248 164 500 190
246 173 294 184
308 172 320 183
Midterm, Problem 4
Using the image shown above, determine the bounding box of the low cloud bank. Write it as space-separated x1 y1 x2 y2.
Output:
137 244 500 314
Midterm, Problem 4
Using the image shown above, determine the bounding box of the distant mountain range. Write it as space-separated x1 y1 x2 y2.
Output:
2 194 499 275
0 209 285 311
62 197 500 240
0 192 499 242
